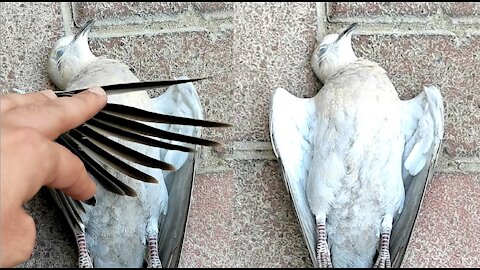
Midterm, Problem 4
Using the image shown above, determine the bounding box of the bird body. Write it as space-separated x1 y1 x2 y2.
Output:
66 59 167 268
270 23 444 268
45 20 225 268
306 59 405 267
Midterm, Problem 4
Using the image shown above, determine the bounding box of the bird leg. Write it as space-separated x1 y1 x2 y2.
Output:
75 232 93 268
316 218 333 268
374 216 393 268
147 235 162 268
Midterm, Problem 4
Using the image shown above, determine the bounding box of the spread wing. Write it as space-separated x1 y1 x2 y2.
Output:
390 85 445 267
269 87 318 267
53 78 230 197
149 77 205 267
149 76 205 174
47 77 230 266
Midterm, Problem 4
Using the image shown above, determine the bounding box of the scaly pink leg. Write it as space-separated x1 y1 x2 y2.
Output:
316 219 333 268
147 236 162 268
374 218 392 268
76 233 93 268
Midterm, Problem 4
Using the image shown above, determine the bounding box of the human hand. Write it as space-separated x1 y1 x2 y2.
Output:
0 87 107 267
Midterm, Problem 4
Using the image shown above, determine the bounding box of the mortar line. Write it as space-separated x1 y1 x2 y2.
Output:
329 16 480 25
230 142 480 173
326 23 480 36
327 25 459 36
89 24 234 39
315 2 327 42
91 15 233 28
60 2 74 36
61 3 233 38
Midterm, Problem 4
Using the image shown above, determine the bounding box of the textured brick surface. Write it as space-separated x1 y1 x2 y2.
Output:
193 2 234 14
179 171 235 267
19 190 77 268
0 2 63 93
232 160 312 267
233 2 319 142
444 2 480 17
402 173 480 267
328 2 480 20
73 2 189 25
352 34 480 158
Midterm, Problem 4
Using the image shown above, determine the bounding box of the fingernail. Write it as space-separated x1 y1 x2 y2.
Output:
87 87 106 96
83 196 96 206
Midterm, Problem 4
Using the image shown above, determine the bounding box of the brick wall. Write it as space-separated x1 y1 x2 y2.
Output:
1 2 478 268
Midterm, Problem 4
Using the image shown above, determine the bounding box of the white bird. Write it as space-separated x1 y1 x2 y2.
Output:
46 20 230 268
269 23 444 268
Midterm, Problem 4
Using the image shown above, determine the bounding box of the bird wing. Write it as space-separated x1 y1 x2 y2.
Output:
157 146 198 268
269 87 318 267
54 78 230 196
141 76 205 267
390 85 444 267
47 78 230 253
149 76 204 173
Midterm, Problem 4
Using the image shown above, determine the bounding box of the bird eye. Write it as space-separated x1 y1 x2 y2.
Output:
319 47 328 57
55 47 65 59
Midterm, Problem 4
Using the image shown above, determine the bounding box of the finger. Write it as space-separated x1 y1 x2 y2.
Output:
0 210 36 267
0 90 57 113
4 87 107 140
41 139 97 201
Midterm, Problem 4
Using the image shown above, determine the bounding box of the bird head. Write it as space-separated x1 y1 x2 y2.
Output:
311 23 358 84
47 19 97 90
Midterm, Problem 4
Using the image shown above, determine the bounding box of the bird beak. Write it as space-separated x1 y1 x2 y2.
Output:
73 19 95 42
336 23 358 42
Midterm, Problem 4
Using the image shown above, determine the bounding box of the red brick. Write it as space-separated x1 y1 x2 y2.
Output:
72 2 189 26
402 173 480 267
443 2 480 17
1 2 63 92
233 2 319 142
352 34 480 158
328 2 440 20
193 2 234 14
328 2 480 20
233 160 312 267
179 171 236 267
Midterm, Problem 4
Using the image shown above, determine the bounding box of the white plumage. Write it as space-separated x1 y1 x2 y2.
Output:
270 23 444 268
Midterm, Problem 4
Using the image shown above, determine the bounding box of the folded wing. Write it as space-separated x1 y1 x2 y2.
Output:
269 88 318 267
390 85 444 267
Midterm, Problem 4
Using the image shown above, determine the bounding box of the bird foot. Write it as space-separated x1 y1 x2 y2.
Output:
147 236 162 268
373 231 391 268
76 233 93 268
316 221 333 268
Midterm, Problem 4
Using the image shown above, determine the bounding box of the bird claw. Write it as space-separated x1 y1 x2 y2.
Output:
373 232 391 268
317 244 333 268
373 252 391 268
78 253 93 268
